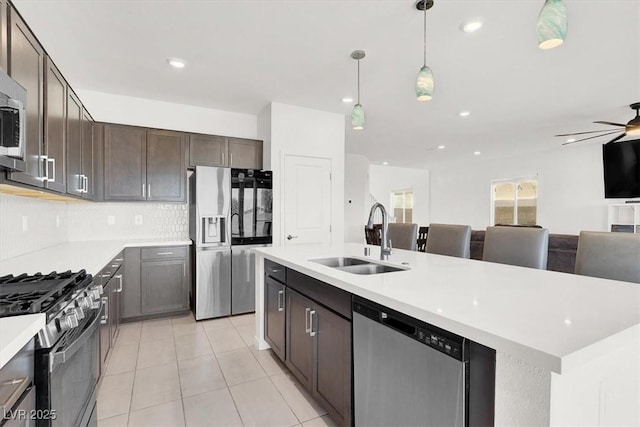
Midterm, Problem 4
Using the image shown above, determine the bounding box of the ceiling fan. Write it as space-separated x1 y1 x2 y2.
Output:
557 102 640 146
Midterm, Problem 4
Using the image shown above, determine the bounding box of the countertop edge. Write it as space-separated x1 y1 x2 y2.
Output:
0 313 45 369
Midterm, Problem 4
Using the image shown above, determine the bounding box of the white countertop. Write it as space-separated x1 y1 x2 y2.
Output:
254 243 640 374
0 314 45 369
0 239 192 277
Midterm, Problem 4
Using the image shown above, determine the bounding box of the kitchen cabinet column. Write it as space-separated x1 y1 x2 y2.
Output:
81 108 94 199
8 6 44 187
42 57 66 193
66 90 82 197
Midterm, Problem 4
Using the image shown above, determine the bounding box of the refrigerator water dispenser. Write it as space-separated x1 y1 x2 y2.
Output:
202 216 226 243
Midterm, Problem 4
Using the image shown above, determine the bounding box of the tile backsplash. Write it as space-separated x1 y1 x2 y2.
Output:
0 193 69 261
0 193 189 261
67 202 188 242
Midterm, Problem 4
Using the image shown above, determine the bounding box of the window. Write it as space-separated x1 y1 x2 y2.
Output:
492 178 538 226
392 190 413 223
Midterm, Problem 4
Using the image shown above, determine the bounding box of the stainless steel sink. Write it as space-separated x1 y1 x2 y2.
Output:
310 257 408 275
311 257 371 268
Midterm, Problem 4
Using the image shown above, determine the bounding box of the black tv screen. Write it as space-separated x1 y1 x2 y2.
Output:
603 139 640 198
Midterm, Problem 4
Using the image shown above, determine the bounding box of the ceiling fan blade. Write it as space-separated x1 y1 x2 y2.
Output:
593 121 626 127
606 133 626 144
555 129 620 137
562 130 622 145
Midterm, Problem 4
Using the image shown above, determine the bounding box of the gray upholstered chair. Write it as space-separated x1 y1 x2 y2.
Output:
425 223 471 259
482 226 549 269
387 223 419 251
574 231 640 283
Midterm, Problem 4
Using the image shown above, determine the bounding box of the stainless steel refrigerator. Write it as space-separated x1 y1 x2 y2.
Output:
189 166 272 320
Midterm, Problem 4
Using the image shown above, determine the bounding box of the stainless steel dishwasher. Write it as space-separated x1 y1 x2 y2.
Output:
353 297 495 427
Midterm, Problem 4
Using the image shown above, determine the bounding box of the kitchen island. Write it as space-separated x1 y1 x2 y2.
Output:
252 243 640 426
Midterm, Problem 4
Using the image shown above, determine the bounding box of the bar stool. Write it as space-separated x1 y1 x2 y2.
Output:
425 224 471 258
574 231 640 283
387 223 419 251
483 226 549 269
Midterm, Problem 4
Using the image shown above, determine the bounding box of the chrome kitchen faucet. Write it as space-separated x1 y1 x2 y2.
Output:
366 203 392 260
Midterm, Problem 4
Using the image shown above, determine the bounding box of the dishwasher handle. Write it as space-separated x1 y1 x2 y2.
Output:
380 312 417 337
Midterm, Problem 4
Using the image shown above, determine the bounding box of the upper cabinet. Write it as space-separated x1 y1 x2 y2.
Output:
81 108 94 199
0 0 7 72
67 97 95 200
189 135 263 170
103 124 186 202
228 137 262 169
43 57 66 193
7 5 44 187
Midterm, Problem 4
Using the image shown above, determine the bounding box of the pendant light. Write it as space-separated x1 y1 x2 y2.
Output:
351 50 366 130
537 0 568 50
415 0 434 102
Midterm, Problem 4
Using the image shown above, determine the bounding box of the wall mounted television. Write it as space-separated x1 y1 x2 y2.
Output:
602 138 640 199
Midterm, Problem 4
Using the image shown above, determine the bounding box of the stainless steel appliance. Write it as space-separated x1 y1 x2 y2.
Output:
0 270 103 427
0 339 35 427
352 297 495 427
189 166 272 320
190 166 232 320
0 68 27 172
231 169 272 314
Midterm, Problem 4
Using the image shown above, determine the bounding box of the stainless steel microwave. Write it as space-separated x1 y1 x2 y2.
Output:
0 68 26 171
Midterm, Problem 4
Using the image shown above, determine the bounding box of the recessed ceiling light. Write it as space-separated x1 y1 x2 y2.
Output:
459 111 471 117
167 57 186 69
437 145 445 150
566 138 576 143
342 97 353 103
382 161 388 165
564 318 572 325
473 151 481 156
460 19 484 33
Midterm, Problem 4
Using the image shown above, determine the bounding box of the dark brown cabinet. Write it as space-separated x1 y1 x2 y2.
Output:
146 130 186 202
43 57 66 193
103 125 186 202
81 108 94 199
122 247 141 319
66 90 82 197
0 0 8 72
8 6 44 187
104 124 146 201
228 137 263 169
264 276 286 361
98 252 123 380
286 288 314 390
189 134 226 167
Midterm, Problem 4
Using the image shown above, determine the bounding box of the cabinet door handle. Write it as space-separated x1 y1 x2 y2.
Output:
84 175 89 193
309 310 317 337
116 274 123 292
221 151 224 165
78 174 85 193
101 297 109 324
277 290 284 312
41 155 49 181
230 153 233 166
48 158 56 182
183 264 186 277
157 252 173 256
142 184 145 198
305 307 311 333
148 184 151 199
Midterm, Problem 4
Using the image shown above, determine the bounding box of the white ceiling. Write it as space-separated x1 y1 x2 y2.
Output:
12 0 640 169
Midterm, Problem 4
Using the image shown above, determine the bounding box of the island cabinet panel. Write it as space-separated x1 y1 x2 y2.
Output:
146 129 186 202
312 304 352 426
43 57 66 193
8 6 44 187
285 288 314 390
189 134 226 167
104 124 146 200
264 276 286 361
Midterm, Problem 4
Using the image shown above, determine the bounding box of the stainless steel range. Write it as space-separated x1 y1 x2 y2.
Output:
0 270 102 427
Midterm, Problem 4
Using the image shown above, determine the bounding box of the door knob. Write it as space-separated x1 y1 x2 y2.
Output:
287 235 298 240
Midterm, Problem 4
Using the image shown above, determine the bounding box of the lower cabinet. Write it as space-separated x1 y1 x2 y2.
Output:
122 245 190 321
264 276 286 360
266 261 352 427
98 252 123 379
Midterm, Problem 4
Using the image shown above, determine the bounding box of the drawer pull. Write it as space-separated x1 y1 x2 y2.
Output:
111 264 118 268
101 274 111 278
157 252 173 256
115 258 123 262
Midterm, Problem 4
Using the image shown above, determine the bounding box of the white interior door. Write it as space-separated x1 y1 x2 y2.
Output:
283 155 332 246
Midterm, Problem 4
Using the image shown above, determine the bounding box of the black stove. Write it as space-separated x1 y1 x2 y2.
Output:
0 270 89 317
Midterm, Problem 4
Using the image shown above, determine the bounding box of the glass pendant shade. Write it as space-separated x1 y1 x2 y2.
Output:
351 104 365 130
537 0 568 50
416 65 434 101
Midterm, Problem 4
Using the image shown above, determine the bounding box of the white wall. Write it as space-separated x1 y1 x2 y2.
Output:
344 154 370 243
369 164 430 227
430 143 608 234
260 102 345 246
76 90 257 139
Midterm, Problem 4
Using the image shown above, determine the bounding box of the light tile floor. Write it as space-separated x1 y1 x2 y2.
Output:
97 313 337 427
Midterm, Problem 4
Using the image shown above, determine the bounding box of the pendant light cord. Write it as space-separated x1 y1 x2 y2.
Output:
357 59 361 104
423 3 427 66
